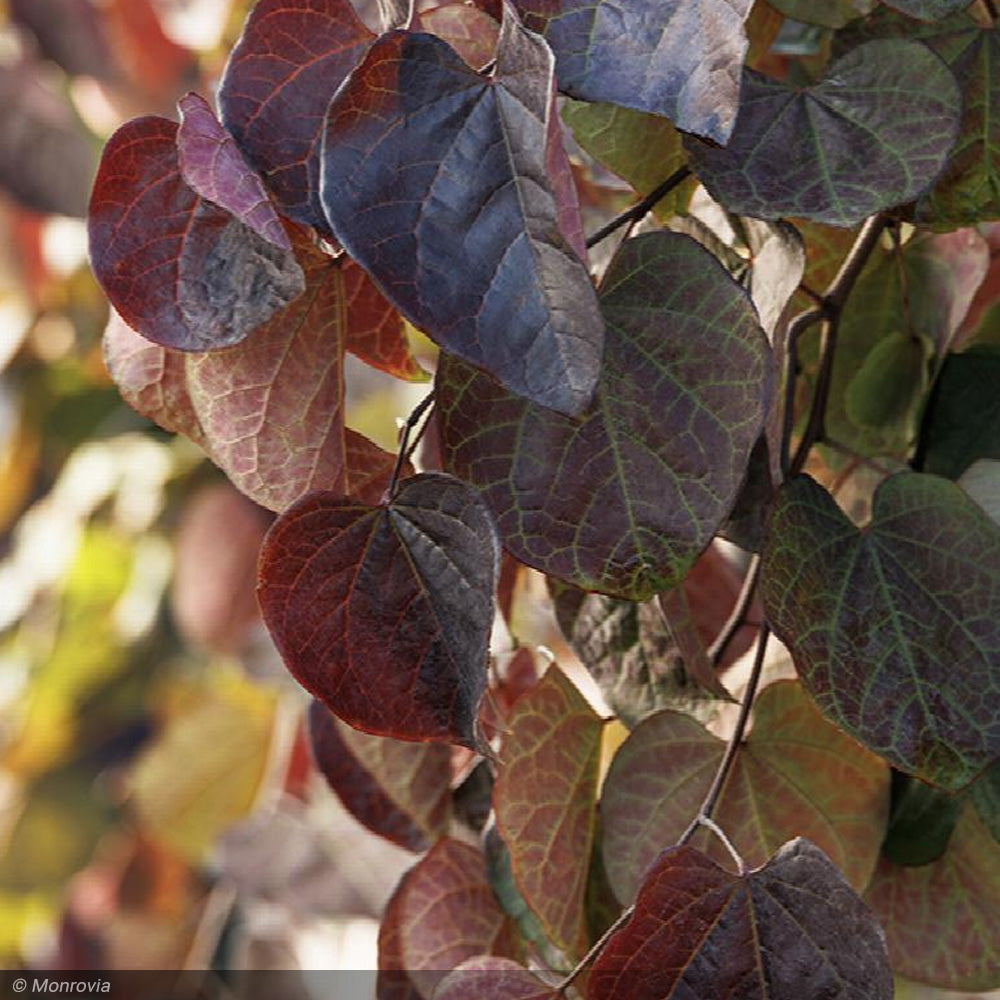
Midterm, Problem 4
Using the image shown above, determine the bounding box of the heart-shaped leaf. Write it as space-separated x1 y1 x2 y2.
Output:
218 0 374 232
434 958 557 1000
864 806 1000 991
176 91 290 249
258 473 500 749
319 12 604 417
588 839 893 1000
89 116 305 352
600 680 889 903
515 0 753 144
685 40 962 227
762 473 1000 791
493 664 603 958
436 231 771 600
308 700 452 852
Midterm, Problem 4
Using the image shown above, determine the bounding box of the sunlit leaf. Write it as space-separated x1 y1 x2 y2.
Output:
588 839 893 1000
762 473 1000 791
434 958 557 1000
600 680 889 903
320 12 604 417
258 473 499 749
437 231 771 600
494 665 603 958
685 40 962 227
516 0 753 143
418 2 499 68
308 700 452 852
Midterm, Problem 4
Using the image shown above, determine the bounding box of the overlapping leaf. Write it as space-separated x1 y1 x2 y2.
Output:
882 0 973 20
258 473 500 749
308 700 452 852
685 40 962 227
864 806 1000 991
493 665 603 958
600 680 889 903
972 759 1000 844
762 473 1000 791
767 0 867 28
588 839 893 1000
434 958 557 1000
436 231 771 600
218 0 375 231
881 773 961 866
319 12 603 417
89 116 305 351
418 2 499 68
515 0 753 143
378 839 520 1000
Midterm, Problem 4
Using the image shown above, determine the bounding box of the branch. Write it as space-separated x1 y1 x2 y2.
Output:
585 165 693 249
707 554 761 666
386 390 435 499
557 903 635 997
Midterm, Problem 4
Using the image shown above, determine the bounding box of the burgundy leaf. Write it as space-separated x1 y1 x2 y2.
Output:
589 840 892 1000
89 116 305 352
176 92 290 250
308 700 452 852
258 473 500 749
320 10 604 417
344 428 407 505
418 3 500 68
218 0 375 233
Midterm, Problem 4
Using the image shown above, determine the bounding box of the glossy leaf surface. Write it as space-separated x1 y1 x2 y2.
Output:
601 680 889 903
685 40 962 227
320 18 604 417
89 116 305 352
493 665 603 958
218 0 374 231
258 474 500 749
762 474 1000 790
588 839 893 1000
437 231 771 600
516 0 753 143
308 700 452 852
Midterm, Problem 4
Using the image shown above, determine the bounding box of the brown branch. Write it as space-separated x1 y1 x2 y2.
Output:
585 165 693 249
387 390 435 499
708 554 761 667
557 903 635 997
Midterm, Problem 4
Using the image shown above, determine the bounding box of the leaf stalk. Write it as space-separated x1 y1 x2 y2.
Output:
585 166 693 249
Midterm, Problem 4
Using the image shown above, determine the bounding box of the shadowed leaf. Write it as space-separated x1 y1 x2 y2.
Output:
308 700 452 852
218 0 374 232
972 759 1000 844
516 0 753 143
176 92 290 249
320 14 603 417
89 116 305 352
9 0 113 79
767 0 866 28
258 473 500 749
437 231 771 600
588 839 892 1000
882 0 972 19
493 664 603 958
600 680 889 903
864 806 1000 991
881 772 961 866
762 473 1000 791
685 40 962 227
378 839 520 1000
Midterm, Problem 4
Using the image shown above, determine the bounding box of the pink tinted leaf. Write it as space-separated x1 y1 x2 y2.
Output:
417 3 499 68
434 958 557 1000
176 92 290 250
258 473 499 749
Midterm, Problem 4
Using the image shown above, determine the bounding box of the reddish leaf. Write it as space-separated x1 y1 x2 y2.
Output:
378 839 520 999
588 839 892 1000
89 116 305 352
258 473 500 749
657 586 733 701
101 311 207 449
320 12 604 417
103 0 194 101
418 3 499 68
435 958 557 1000
864 806 1000 991
176 92 290 250
494 664 603 958
344 429 405 506
600 681 890 904
308 700 452 852
218 0 375 232
545 91 589 264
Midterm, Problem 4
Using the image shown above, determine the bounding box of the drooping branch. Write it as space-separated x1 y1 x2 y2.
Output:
585 165 693 249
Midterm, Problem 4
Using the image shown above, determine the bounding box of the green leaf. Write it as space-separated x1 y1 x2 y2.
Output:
844 331 931 431
971 758 1000 845
762 473 1000 791
882 0 978 23
436 231 771 601
685 40 962 226
600 680 889 903
494 665 603 959
864 806 1000 991
767 0 867 28
881 772 961 866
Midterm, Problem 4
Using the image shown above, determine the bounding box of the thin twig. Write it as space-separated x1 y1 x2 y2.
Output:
679 625 771 846
697 816 746 873
585 165 693 249
708 554 761 666
386 391 435 499
557 904 635 997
